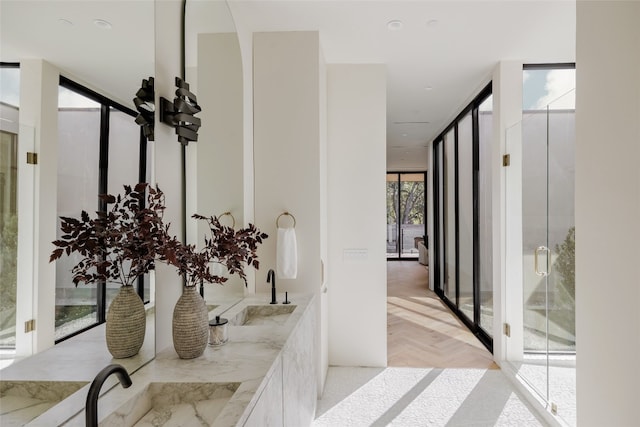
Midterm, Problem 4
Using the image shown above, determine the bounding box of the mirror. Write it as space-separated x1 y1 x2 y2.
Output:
184 1 246 303
0 0 155 375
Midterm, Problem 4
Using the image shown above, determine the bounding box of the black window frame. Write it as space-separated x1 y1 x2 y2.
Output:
386 171 428 261
55 76 149 344
432 82 493 352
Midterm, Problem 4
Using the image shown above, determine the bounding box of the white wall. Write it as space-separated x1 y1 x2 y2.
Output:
327 64 387 367
153 0 184 353
15 59 59 356
492 61 523 364
252 30 325 389
224 5 257 294
252 31 322 297
575 2 640 425
318 43 329 393
196 32 245 298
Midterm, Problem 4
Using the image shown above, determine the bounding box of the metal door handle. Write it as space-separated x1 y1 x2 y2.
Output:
534 246 550 277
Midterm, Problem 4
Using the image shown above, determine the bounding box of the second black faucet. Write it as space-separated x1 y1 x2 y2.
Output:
267 269 277 304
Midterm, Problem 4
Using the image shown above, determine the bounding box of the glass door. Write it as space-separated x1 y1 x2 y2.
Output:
386 173 426 259
506 86 576 426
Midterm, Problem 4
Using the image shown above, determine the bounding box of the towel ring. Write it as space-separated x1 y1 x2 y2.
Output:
276 212 296 228
218 211 236 229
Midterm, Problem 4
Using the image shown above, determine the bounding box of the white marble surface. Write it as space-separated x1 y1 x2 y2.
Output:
100 382 240 427
1 308 156 382
282 298 317 426
242 357 283 427
52 293 316 426
0 381 87 427
0 308 156 426
228 304 297 326
0 294 314 427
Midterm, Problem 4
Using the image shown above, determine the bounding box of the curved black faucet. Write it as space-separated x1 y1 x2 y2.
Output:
86 364 132 427
267 269 277 304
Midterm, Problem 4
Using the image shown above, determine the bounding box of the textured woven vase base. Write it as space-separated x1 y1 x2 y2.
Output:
173 286 209 359
106 286 146 359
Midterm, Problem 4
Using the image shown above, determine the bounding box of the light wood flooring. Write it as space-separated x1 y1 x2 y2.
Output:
387 261 498 369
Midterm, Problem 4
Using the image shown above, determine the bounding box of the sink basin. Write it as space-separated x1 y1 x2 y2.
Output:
100 382 240 426
229 305 296 326
0 380 87 425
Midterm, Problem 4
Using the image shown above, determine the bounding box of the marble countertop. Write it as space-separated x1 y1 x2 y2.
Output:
1 293 314 426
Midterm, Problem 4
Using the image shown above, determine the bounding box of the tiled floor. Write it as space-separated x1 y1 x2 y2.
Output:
313 262 546 426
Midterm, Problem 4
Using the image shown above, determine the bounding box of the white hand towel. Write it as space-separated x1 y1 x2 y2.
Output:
277 227 298 279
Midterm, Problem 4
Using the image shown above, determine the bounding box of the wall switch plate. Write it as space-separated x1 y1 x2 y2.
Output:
343 248 368 262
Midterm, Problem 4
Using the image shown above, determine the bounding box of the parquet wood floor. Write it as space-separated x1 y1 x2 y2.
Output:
387 261 498 369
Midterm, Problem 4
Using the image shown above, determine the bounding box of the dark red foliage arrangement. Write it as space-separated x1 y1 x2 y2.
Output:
163 214 268 288
50 183 170 287
50 183 268 289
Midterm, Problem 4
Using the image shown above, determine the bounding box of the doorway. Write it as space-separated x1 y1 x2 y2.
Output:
386 172 426 260
505 65 576 426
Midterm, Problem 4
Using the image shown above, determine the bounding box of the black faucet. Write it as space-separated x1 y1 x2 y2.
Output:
86 364 132 427
267 269 277 304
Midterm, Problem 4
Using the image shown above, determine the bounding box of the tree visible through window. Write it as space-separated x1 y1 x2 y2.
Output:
386 173 426 259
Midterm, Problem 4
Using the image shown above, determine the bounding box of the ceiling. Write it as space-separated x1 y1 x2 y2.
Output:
0 0 155 108
227 0 576 171
1 0 576 171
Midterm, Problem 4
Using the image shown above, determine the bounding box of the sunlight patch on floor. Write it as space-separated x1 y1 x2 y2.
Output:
314 367 544 427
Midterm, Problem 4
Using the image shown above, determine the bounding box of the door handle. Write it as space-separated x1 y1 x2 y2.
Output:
534 246 550 277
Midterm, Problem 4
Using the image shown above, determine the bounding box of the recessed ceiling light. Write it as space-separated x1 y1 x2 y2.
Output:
387 20 403 31
427 19 439 28
58 18 73 26
93 19 112 30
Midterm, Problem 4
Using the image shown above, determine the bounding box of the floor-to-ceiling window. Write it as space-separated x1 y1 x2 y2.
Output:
386 172 426 260
477 94 494 336
432 83 493 351
442 129 456 302
55 77 149 342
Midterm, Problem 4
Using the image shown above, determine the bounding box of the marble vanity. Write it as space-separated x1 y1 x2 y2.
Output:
0 293 317 426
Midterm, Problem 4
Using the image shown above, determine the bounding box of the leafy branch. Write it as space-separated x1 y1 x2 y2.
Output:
50 183 171 287
162 214 268 287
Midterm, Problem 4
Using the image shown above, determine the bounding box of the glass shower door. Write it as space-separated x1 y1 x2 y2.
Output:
519 105 551 402
546 90 576 426
506 88 576 426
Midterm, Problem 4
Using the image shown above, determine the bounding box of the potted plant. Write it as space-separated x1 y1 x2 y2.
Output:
164 214 267 359
50 183 170 358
